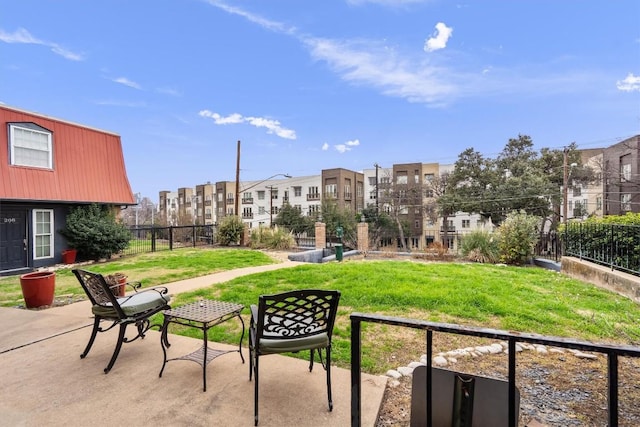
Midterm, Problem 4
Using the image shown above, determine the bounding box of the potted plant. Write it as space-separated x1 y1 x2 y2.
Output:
19 271 56 308
105 273 128 297
61 248 78 264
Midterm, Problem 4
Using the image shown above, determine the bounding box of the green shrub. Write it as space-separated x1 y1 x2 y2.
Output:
61 204 131 260
497 211 540 265
460 230 499 263
250 226 295 250
216 215 244 246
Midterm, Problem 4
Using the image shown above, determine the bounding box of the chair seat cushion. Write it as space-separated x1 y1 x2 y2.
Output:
93 291 170 318
258 332 329 354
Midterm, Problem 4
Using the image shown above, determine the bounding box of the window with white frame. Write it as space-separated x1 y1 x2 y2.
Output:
9 123 53 169
258 206 266 215
294 186 302 197
325 184 337 198
34 209 53 259
257 191 265 200
462 219 470 228
396 173 407 184
621 193 631 211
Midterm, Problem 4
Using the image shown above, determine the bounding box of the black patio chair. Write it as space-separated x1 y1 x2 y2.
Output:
249 289 341 426
72 269 171 373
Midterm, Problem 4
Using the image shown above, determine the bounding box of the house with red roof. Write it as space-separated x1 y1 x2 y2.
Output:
0 105 135 275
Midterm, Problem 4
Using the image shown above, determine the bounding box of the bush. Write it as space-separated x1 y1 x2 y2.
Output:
61 204 131 260
249 226 295 250
496 211 540 265
460 230 499 263
216 215 244 246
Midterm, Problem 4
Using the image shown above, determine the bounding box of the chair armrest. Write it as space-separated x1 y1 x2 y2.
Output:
127 281 143 291
250 304 259 323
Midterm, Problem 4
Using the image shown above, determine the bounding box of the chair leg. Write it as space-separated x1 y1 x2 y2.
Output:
249 335 254 381
104 323 127 374
80 316 101 359
254 355 259 426
309 348 315 372
326 346 333 411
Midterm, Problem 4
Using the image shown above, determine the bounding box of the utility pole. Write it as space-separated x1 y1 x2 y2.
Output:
374 163 380 213
269 186 274 227
234 140 241 217
563 146 568 224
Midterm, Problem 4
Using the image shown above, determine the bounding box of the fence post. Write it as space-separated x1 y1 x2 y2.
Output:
151 227 156 252
610 224 615 271
169 226 174 250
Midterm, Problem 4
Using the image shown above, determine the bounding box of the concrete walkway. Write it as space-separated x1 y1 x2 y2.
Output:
0 257 387 426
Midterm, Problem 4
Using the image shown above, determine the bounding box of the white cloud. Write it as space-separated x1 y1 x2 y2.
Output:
616 73 640 92
203 0 295 35
322 143 329 151
0 27 84 61
333 139 360 153
113 77 142 90
304 37 456 104
424 22 453 52
156 87 182 96
199 110 297 140
94 99 147 108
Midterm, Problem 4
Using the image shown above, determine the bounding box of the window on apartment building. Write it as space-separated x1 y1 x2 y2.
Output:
217 193 223 202
294 204 302 212
462 219 470 228
447 220 454 229
9 123 53 169
257 191 265 200
227 192 233 201
425 188 434 198
396 173 408 185
308 186 319 197
370 190 377 200
572 186 581 197
415 220 420 229
271 189 278 199
621 154 632 182
414 170 420 184
424 173 434 183
596 196 602 210
325 184 337 198
294 186 302 197
621 193 632 211
368 177 376 186
243 207 252 217
271 206 279 215
357 183 363 197
227 207 234 215
344 183 351 198
399 206 408 214
476 219 484 228
33 209 53 259
258 206 266 215
242 192 252 201
380 177 390 184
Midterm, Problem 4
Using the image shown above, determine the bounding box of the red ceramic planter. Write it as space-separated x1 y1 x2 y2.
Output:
19 271 56 308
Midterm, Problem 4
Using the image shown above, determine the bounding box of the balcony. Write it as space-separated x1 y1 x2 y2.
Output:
440 226 456 232
226 198 234 204
307 193 320 201
344 192 352 200
242 213 254 219
242 198 254 204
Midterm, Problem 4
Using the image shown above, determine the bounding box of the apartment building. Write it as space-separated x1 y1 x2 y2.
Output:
603 135 640 215
363 163 489 250
158 190 178 225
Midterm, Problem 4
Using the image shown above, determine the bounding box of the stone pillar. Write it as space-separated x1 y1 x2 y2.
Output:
315 222 326 249
241 223 251 246
357 222 369 252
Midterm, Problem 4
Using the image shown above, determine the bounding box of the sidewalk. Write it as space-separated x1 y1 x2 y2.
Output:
0 258 387 426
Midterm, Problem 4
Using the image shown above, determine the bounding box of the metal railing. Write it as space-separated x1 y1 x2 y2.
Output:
350 312 640 427
123 225 217 256
564 223 640 276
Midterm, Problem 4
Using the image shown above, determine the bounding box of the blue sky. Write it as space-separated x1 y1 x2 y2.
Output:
1 0 639 202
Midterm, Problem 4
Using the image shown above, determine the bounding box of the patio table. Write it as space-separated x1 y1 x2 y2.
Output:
159 299 245 391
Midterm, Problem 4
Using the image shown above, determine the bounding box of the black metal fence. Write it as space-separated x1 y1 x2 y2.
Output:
350 312 640 427
564 223 640 276
123 225 217 256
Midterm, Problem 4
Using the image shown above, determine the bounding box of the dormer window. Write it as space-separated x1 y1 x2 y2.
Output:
8 123 53 169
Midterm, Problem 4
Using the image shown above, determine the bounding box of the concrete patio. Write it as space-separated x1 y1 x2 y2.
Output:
0 264 387 426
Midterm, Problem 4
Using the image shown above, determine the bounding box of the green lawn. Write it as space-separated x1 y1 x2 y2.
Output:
0 248 275 307
161 260 640 374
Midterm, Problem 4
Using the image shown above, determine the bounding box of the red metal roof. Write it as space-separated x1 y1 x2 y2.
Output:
0 105 135 204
